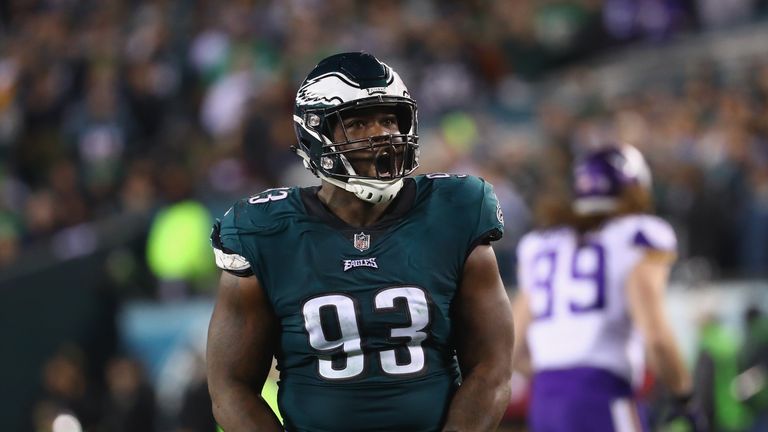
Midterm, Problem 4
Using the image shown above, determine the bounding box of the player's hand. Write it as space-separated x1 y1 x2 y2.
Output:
658 394 709 432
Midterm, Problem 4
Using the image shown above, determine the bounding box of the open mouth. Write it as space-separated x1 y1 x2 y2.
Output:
328 135 417 179
376 150 396 178
343 145 404 178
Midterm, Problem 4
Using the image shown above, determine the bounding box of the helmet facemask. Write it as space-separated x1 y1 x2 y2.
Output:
316 99 419 182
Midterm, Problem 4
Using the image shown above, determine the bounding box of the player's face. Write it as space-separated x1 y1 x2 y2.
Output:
332 108 404 178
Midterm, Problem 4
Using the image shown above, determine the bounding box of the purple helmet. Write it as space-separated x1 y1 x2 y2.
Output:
572 144 651 215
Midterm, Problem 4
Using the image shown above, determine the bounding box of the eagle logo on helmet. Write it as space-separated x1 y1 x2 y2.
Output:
296 72 377 107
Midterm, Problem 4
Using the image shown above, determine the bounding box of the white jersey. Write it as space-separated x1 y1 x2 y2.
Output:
517 214 676 388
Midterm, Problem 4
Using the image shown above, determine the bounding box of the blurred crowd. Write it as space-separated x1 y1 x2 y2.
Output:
1 0 768 281
31 345 215 432
524 55 768 281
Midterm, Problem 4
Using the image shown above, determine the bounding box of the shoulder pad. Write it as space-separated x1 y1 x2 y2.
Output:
415 173 504 244
211 187 301 276
415 173 485 200
211 217 253 276
611 214 677 253
225 187 301 235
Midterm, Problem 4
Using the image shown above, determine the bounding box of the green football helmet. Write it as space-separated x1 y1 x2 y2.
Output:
292 52 419 203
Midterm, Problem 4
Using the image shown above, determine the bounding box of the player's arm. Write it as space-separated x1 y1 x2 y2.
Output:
510 289 533 376
207 271 283 432
626 250 692 396
443 244 514 432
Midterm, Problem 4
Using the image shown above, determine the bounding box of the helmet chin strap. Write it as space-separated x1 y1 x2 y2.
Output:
295 145 404 203
319 173 404 204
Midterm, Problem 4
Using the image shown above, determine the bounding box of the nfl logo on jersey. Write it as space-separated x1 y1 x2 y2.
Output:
353 232 370 251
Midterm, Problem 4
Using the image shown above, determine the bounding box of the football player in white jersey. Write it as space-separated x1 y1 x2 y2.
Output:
512 144 706 431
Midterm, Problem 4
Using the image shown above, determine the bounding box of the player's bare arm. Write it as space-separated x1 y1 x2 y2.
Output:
626 250 693 396
207 271 283 431
443 244 514 432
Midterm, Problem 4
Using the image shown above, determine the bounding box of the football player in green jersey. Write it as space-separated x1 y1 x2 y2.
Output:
206 52 514 432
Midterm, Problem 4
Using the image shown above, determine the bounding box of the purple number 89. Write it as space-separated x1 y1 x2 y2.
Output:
531 244 606 320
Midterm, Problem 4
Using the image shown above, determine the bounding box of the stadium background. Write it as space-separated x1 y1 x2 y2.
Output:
1 0 767 431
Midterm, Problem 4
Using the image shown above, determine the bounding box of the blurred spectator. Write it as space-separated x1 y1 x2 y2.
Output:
119 159 158 216
0 213 19 266
31 345 100 432
697 0 757 28
175 355 216 432
239 78 295 187
146 164 215 300
24 189 58 242
692 316 752 431
736 306 768 431
740 165 768 277
603 0 697 41
99 356 156 432
61 65 131 215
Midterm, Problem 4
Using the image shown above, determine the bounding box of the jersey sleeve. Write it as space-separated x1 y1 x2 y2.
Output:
470 178 505 247
630 215 677 254
419 174 505 256
211 201 254 277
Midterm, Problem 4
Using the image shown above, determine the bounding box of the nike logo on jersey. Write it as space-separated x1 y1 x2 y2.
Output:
343 258 378 271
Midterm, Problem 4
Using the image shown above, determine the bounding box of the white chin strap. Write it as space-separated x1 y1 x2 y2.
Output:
320 173 404 204
295 147 404 203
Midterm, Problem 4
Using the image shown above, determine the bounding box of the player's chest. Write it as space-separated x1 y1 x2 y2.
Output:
259 224 462 309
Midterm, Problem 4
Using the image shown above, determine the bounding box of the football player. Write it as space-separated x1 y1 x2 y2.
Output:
512 144 706 431
207 52 514 432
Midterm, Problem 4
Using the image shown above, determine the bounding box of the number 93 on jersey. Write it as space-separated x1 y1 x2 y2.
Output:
302 286 430 380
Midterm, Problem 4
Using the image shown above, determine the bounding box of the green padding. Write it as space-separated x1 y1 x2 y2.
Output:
147 200 214 280
262 377 283 423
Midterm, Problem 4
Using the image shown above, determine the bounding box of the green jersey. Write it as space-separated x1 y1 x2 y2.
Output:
212 174 504 432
